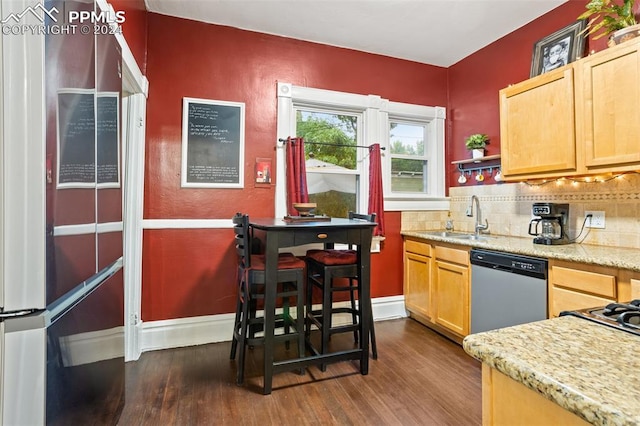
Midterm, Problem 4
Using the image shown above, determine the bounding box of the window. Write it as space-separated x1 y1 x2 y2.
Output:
389 121 428 193
276 83 447 216
296 109 361 218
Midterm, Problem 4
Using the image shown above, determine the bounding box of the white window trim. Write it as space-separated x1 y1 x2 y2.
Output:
276 82 449 216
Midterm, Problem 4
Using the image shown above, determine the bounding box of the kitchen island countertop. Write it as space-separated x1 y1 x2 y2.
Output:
463 315 640 426
401 231 640 272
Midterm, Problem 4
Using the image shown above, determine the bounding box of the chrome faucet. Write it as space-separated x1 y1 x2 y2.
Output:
466 195 489 236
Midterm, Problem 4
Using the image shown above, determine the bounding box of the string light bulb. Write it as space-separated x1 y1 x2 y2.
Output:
522 171 639 187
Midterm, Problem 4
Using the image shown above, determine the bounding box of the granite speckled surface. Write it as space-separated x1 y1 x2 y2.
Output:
401 231 640 272
463 316 640 426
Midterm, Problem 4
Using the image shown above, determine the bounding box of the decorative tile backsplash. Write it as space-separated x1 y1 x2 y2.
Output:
402 173 640 249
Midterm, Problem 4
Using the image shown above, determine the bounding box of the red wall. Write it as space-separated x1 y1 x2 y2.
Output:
447 1 606 189
136 1 621 322
141 15 447 321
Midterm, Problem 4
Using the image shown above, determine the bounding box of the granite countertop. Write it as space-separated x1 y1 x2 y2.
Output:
401 231 640 272
463 316 640 426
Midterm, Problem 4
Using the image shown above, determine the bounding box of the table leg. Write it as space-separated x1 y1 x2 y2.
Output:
359 230 372 375
262 233 279 395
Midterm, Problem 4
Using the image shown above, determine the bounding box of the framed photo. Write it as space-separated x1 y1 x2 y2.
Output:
530 20 586 78
255 157 272 186
181 97 245 188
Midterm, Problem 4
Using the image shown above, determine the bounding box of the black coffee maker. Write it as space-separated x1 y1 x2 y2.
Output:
528 202 570 245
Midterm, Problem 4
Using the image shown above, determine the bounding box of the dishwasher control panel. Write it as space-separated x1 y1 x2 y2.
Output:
512 260 543 273
471 249 547 279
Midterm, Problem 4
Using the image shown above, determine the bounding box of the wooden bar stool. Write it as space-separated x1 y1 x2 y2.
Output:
229 213 306 387
305 212 377 370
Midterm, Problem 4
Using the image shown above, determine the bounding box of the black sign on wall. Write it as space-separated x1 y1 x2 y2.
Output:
96 93 120 186
57 90 120 188
181 97 245 188
57 90 96 187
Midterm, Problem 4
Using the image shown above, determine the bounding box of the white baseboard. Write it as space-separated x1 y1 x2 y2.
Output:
139 296 407 353
59 326 125 367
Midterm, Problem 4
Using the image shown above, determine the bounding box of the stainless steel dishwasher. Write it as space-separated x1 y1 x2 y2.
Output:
470 249 548 334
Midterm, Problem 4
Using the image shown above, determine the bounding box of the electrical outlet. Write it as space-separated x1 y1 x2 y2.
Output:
585 211 605 229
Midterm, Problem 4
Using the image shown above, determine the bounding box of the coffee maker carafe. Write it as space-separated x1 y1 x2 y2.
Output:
528 202 570 245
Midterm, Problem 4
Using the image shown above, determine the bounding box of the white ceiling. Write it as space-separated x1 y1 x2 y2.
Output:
144 0 568 67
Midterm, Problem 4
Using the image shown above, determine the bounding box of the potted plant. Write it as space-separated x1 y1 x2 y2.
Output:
579 0 640 45
465 134 489 159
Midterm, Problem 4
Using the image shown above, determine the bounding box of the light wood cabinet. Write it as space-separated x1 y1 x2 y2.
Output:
403 238 433 321
500 66 578 179
549 259 618 316
500 37 640 181
433 245 470 337
403 239 471 341
482 365 590 426
578 40 640 173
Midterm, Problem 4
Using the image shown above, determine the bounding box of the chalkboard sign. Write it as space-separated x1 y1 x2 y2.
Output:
181 98 245 188
96 93 120 187
57 90 121 188
57 90 96 187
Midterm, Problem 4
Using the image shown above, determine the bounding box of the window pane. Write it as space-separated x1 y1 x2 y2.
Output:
297 110 357 170
390 123 424 156
307 173 357 218
296 110 359 217
391 158 426 192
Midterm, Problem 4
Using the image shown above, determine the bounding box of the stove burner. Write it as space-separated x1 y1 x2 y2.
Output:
560 299 640 336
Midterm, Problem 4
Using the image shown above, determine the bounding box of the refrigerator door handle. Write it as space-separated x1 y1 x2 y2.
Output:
0 309 38 320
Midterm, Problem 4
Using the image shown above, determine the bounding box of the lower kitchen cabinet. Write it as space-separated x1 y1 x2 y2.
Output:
549 260 640 316
481 365 590 426
548 260 617 317
434 245 470 337
403 238 433 321
403 237 470 342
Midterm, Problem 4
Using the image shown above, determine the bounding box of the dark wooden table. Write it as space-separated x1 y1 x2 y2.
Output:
249 217 376 394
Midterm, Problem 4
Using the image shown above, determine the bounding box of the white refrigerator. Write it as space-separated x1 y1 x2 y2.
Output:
1 0 125 423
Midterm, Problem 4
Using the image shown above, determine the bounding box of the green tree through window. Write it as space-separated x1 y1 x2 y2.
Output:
296 110 358 217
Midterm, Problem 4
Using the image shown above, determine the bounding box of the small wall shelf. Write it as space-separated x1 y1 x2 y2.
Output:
452 154 501 173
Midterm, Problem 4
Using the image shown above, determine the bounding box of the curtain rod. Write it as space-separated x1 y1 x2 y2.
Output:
278 138 385 150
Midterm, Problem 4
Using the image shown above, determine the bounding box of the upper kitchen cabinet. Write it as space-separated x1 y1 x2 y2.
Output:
577 39 640 172
500 66 578 180
500 37 640 181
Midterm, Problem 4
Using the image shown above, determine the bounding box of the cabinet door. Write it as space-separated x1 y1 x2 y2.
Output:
499 67 577 179
579 39 640 171
549 261 617 317
550 287 614 317
434 260 469 336
404 251 432 320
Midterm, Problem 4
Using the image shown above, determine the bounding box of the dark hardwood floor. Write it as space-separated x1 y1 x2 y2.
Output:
117 318 482 425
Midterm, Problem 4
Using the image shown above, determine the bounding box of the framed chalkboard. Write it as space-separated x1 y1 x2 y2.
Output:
57 89 96 188
96 92 120 187
181 97 245 188
56 90 121 189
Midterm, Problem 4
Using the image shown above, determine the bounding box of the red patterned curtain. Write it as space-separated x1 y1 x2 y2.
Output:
368 143 385 236
285 137 309 215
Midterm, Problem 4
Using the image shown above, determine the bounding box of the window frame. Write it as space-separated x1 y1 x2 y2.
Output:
384 100 447 209
276 82 448 216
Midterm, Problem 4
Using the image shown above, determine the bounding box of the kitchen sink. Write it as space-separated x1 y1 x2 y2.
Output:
423 231 492 241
